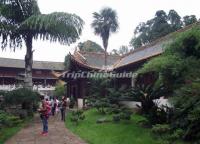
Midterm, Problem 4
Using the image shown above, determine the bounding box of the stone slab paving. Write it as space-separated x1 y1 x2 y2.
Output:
5 114 87 144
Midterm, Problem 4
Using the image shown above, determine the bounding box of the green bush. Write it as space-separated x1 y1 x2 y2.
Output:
53 84 65 99
129 83 166 115
70 110 85 125
138 26 200 94
112 114 120 122
3 88 40 116
151 124 170 136
171 80 200 141
0 110 22 129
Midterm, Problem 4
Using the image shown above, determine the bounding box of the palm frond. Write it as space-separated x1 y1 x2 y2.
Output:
0 18 22 50
20 12 84 45
91 7 119 37
0 0 40 23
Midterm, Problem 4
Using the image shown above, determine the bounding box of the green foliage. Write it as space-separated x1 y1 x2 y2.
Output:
130 9 198 49
151 124 170 136
87 78 133 121
93 98 110 114
3 88 39 116
151 124 184 143
110 105 132 122
53 84 65 99
146 105 173 125
0 110 22 129
165 27 200 58
171 80 200 141
0 0 84 49
110 45 133 56
138 54 184 76
139 26 200 93
4 88 39 105
138 26 200 143
70 110 85 125
183 15 197 26
112 114 120 122
130 83 166 114
86 78 111 113
78 40 104 52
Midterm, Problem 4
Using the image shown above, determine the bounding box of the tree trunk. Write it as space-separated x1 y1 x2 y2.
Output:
24 35 33 89
103 38 108 71
104 48 107 70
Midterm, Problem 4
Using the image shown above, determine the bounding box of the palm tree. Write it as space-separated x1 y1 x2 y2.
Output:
91 7 119 69
0 0 84 89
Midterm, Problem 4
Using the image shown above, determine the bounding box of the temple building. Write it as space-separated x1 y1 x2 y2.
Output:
60 22 198 108
0 58 64 93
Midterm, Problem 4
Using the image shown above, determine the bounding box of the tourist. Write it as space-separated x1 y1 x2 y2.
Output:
51 96 58 116
60 96 67 121
38 95 51 136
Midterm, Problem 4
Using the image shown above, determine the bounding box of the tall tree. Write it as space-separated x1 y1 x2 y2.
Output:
118 45 131 55
110 45 131 56
130 9 198 49
91 7 119 68
183 15 197 26
0 0 84 89
168 10 183 31
78 40 104 52
110 49 119 56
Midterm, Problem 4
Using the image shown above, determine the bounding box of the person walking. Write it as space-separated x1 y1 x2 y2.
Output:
51 97 58 116
38 95 51 136
60 96 67 121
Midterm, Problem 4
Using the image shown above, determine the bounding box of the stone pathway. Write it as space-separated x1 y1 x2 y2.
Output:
5 114 87 144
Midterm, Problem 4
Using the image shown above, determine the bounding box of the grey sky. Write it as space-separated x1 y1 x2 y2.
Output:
0 0 200 62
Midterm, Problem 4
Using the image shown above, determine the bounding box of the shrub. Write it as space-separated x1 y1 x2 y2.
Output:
151 124 170 136
146 105 173 125
70 110 85 125
94 98 110 114
112 114 120 122
130 83 166 114
137 119 151 128
3 88 40 116
171 80 200 141
166 129 184 142
138 26 200 94
0 110 22 129
111 106 133 122
53 84 65 99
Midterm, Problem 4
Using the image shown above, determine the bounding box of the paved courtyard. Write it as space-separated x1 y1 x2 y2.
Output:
5 114 87 144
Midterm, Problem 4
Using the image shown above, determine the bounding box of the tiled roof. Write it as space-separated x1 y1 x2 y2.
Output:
114 39 170 69
0 58 65 70
72 51 121 70
114 22 200 69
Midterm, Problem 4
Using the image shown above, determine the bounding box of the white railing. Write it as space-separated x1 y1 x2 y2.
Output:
33 85 55 91
0 84 19 91
0 84 55 91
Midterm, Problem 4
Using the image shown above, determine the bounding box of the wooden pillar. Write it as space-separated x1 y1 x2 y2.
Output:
131 75 137 87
